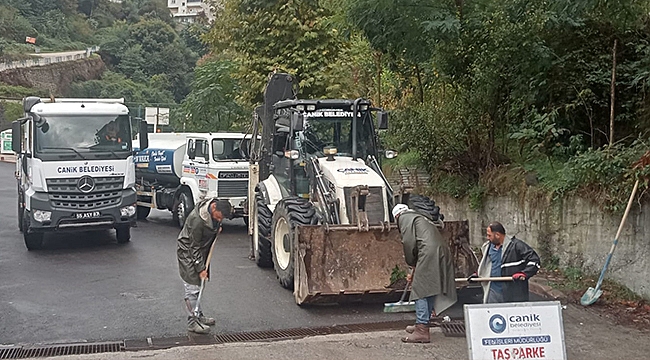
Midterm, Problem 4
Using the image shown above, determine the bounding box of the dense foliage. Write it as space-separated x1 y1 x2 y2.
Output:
196 0 650 209
0 0 203 128
2 0 650 208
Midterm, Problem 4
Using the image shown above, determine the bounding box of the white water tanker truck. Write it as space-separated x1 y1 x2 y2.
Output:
134 132 253 227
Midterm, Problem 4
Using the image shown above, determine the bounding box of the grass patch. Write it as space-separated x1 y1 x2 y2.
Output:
544 267 642 303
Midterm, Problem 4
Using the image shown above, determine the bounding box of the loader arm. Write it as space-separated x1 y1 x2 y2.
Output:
307 156 340 224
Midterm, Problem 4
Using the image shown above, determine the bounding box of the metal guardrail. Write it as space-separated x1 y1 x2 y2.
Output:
0 46 100 72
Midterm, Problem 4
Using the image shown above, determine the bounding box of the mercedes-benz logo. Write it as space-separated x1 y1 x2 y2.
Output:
77 175 95 193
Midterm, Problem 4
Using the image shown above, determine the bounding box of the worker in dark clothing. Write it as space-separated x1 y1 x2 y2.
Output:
177 198 232 333
474 222 541 303
393 204 457 343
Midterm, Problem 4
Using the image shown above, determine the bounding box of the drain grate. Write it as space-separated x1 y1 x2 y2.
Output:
212 320 413 344
441 321 466 337
3 320 413 358
125 319 414 351
0 342 123 359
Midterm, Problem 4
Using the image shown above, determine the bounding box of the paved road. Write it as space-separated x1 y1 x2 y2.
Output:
0 162 434 345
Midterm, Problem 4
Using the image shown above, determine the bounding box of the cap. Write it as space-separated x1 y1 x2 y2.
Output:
392 204 409 219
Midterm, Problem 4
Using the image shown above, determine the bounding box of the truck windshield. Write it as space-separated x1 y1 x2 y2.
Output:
300 110 375 158
34 115 132 158
212 138 246 161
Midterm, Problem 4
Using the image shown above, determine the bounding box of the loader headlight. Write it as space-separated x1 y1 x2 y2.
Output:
33 210 52 223
306 105 316 111
284 150 300 160
120 205 136 217
324 147 337 161
384 150 398 159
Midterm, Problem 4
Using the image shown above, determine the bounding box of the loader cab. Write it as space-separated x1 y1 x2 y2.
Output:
270 99 382 198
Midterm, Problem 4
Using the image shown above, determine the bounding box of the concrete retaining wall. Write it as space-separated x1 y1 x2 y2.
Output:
435 194 650 299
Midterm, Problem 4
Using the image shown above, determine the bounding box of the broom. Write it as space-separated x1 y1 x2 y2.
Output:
383 276 514 313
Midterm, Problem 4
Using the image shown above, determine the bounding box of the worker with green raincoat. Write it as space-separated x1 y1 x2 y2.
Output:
393 204 457 343
177 198 232 334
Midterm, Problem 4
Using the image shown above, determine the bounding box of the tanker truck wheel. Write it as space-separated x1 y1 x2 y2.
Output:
174 190 194 229
408 194 444 221
136 206 151 220
271 197 317 290
252 192 273 268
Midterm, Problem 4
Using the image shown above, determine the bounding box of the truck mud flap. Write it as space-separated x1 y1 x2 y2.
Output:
293 220 479 305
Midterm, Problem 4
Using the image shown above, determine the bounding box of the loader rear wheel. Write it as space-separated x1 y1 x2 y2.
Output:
252 192 273 268
271 197 317 290
408 194 444 221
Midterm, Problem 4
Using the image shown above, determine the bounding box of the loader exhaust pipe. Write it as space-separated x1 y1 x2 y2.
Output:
352 98 363 161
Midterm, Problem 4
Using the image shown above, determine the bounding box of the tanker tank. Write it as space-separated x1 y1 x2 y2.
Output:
134 133 187 187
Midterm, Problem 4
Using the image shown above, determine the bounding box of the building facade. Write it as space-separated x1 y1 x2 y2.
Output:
167 0 215 23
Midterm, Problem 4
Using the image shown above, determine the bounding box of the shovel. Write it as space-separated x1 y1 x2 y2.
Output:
581 179 639 306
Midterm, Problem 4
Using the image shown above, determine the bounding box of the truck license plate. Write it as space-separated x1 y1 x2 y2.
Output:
74 211 101 219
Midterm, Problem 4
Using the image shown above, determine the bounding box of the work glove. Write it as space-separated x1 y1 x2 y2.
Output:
512 272 527 281
467 272 478 282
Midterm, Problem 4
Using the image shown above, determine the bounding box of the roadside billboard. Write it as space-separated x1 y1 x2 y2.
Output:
464 301 566 360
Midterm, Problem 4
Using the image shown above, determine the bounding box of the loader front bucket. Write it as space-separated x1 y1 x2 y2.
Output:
293 220 479 305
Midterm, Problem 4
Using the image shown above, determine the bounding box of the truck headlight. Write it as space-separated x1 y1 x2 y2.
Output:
120 205 136 217
33 210 52 222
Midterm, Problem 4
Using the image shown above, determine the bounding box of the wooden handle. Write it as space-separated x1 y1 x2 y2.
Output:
456 277 514 282
614 179 639 241
205 235 219 269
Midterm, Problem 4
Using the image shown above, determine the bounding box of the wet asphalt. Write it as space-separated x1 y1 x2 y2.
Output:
0 162 440 345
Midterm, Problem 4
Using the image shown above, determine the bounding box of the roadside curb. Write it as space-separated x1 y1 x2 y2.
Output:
529 277 567 302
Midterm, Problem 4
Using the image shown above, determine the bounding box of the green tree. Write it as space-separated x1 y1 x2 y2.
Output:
205 0 344 107
180 59 244 131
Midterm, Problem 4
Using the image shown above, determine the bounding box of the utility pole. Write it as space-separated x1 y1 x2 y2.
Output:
609 39 617 147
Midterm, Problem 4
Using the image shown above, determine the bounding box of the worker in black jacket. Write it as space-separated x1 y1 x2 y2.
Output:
473 222 541 303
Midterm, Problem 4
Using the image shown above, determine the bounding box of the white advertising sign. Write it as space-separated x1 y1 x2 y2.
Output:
464 301 566 360
145 107 170 126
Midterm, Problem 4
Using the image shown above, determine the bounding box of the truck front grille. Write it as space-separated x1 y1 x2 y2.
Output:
46 176 124 210
344 186 385 225
217 180 248 198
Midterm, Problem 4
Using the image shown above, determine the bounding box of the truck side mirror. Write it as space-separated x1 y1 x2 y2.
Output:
291 112 304 131
23 96 41 113
188 140 196 159
378 111 389 130
12 121 21 153
139 120 149 150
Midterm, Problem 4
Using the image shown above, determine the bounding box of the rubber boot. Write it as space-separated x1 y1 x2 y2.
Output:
188 318 211 334
401 324 430 343
405 323 430 333
199 314 216 326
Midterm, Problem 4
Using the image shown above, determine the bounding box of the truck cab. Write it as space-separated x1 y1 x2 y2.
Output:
13 97 149 250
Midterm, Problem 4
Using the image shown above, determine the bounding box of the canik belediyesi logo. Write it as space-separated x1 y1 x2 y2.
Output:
489 314 507 333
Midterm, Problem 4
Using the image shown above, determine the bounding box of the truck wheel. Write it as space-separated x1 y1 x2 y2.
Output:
136 206 151 220
116 225 131 244
252 192 273 268
408 194 444 222
175 190 194 229
23 211 44 250
17 190 24 232
271 197 317 290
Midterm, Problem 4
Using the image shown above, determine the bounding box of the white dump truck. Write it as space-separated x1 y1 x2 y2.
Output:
134 132 252 227
12 97 149 250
